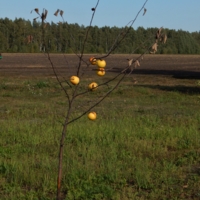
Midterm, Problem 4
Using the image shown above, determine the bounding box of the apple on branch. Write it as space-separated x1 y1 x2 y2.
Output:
70 76 80 85
88 82 98 91
89 57 97 65
96 59 106 68
97 68 105 76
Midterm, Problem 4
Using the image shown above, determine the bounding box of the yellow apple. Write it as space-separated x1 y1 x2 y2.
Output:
97 68 105 76
89 57 97 65
88 82 98 90
70 76 80 85
88 112 97 120
96 59 106 68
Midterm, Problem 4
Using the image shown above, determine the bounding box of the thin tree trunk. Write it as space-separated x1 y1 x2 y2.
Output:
57 112 71 200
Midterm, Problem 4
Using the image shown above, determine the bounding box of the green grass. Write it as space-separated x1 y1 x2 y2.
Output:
0 75 200 199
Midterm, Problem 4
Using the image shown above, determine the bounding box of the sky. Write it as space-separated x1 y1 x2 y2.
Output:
0 0 200 33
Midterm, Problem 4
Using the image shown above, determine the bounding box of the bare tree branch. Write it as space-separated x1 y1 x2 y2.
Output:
96 0 149 59
76 0 100 76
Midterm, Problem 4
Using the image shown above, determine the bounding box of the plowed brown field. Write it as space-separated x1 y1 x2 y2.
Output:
0 53 200 82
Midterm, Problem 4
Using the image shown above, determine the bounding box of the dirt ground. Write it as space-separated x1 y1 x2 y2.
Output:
0 53 200 81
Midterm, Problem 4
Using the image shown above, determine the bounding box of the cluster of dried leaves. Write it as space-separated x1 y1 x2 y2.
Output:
31 8 47 22
31 8 64 21
126 26 167 74
150 27 167 54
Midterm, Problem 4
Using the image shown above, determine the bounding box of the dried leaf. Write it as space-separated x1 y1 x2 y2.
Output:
60 10 64 17
44 9 48 19
127 59 140 73
127 59 133 67
160 34 167 44
133 60 140 69
155 27 162 40
34 8 39 14
150 43 158 54
54 9 60 16
143 8 147 16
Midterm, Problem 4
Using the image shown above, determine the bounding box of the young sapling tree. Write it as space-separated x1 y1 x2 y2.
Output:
31 0 167 199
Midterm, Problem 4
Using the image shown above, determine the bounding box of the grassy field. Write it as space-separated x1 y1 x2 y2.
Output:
0 54 200 199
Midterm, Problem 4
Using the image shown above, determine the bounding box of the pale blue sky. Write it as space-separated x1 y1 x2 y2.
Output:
0 0 200 32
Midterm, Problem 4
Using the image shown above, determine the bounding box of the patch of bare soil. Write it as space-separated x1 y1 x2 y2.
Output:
0 53 200 83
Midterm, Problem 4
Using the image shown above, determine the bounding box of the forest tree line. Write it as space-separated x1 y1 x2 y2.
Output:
0 17 200 54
